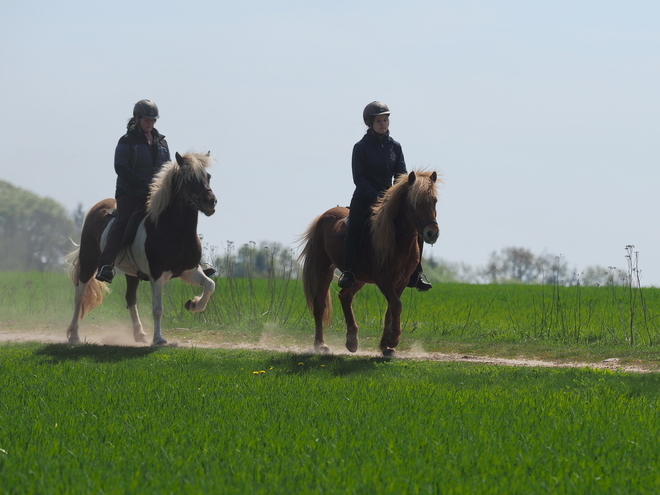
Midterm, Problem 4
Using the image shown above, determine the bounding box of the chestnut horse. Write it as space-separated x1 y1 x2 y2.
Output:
66 151 217 346
300 170 440 356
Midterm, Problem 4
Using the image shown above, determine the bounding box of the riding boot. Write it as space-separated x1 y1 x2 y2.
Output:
407 261 433 292
338 270 355 289
96 264 115 283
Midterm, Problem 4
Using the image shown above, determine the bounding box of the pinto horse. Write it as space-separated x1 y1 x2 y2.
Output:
300 170 440 356
66 151 217 346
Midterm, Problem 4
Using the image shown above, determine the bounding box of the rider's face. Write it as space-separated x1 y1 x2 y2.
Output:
372 114 390 135
138 117 156 134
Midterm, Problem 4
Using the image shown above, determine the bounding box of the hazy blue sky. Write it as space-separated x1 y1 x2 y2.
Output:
2 0 659 284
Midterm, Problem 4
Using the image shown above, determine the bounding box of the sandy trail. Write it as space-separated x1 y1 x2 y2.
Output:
0 325 654 374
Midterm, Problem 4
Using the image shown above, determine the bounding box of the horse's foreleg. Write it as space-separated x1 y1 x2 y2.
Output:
125 275 147 343
339 282 364 353
179 268 216 312
150 277 167 346
379 288 403 355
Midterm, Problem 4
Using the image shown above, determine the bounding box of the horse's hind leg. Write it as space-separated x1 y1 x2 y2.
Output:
67 282 87 344
338 282 364 353
125 275 147 343
312 269 335 353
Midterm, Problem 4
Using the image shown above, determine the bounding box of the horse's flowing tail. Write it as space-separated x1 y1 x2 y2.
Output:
299 217 332 328
65 245 109 320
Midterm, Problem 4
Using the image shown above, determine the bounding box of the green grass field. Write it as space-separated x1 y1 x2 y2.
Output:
2 272 660 492
2 271 660 363
2 343 660 494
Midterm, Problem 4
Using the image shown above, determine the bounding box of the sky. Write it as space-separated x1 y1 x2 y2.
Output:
2 0 659 285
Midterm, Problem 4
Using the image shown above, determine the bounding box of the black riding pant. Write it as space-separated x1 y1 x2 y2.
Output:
344 197 373 271
97 194 146 268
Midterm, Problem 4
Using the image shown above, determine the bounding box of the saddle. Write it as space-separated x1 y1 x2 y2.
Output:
122 210 147 246
107 208 147 247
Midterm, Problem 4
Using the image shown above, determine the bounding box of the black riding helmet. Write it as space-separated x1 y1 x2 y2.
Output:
133 99 159 119
362 101 390 126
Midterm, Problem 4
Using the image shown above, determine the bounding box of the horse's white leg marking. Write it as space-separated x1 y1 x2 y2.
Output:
129 305 147 343
150 277 167 346
179 267 216 312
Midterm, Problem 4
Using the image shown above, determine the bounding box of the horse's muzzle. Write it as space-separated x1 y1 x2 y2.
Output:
422 222 439 245
197 193 217 216
202 197 217 216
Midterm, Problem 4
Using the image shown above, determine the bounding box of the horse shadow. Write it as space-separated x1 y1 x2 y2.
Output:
267 352 391 377
35 343 160 364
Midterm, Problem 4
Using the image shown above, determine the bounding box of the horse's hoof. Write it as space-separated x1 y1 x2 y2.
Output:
135 333 148 344
382 347 396 357
68 336 80 345
314 342 330 354
185 300 193 311
345 337 358 353
152 338 168 346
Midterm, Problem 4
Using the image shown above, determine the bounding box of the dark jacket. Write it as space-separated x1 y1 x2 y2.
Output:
114 122 170 199
351 129 407 202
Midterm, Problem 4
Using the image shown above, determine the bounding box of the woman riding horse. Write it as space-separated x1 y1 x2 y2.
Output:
96 99 215 283
96 99 170 283
338 101 432 291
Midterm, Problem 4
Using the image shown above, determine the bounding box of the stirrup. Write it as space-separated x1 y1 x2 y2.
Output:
95 265 115 283
338 270 355 289
415 272 432 292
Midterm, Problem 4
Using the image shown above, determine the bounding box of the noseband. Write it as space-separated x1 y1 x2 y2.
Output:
183 177 214 211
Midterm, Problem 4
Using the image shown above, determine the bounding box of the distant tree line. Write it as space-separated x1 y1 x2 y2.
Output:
0 180 619 285
0 180 79 271
423 246 611 286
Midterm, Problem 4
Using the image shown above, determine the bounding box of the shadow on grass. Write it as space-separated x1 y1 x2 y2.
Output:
35 343 160 364
268 352 391 376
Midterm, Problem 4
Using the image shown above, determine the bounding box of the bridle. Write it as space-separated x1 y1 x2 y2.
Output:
408 202 438 239
182 176 214 211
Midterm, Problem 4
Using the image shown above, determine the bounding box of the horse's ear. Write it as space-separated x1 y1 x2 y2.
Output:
408 171 416 185
430 171 437 183
175 152 183 165
206 151 211 157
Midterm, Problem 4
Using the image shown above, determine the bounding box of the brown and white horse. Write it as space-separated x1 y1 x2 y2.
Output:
66 151 217 346
299 170 440 356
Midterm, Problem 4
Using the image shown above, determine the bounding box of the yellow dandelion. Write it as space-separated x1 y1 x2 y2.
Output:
252 371 260 375
298 362 304 365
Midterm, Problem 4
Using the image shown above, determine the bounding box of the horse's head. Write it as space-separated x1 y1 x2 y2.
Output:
405 171 440 245
174 151 217 217
371 170 440 269
147 151 217 224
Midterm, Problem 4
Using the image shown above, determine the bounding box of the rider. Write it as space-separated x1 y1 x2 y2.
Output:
337 101 432 291
95 99 170 283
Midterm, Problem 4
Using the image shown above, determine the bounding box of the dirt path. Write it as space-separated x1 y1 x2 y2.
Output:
1 326 655 374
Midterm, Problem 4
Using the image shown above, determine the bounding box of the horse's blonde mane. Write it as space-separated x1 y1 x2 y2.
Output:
146 152 213 224
370 170 439 269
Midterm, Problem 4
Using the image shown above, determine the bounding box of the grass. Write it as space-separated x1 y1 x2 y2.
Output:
2 270 660 365
2 343 660 494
